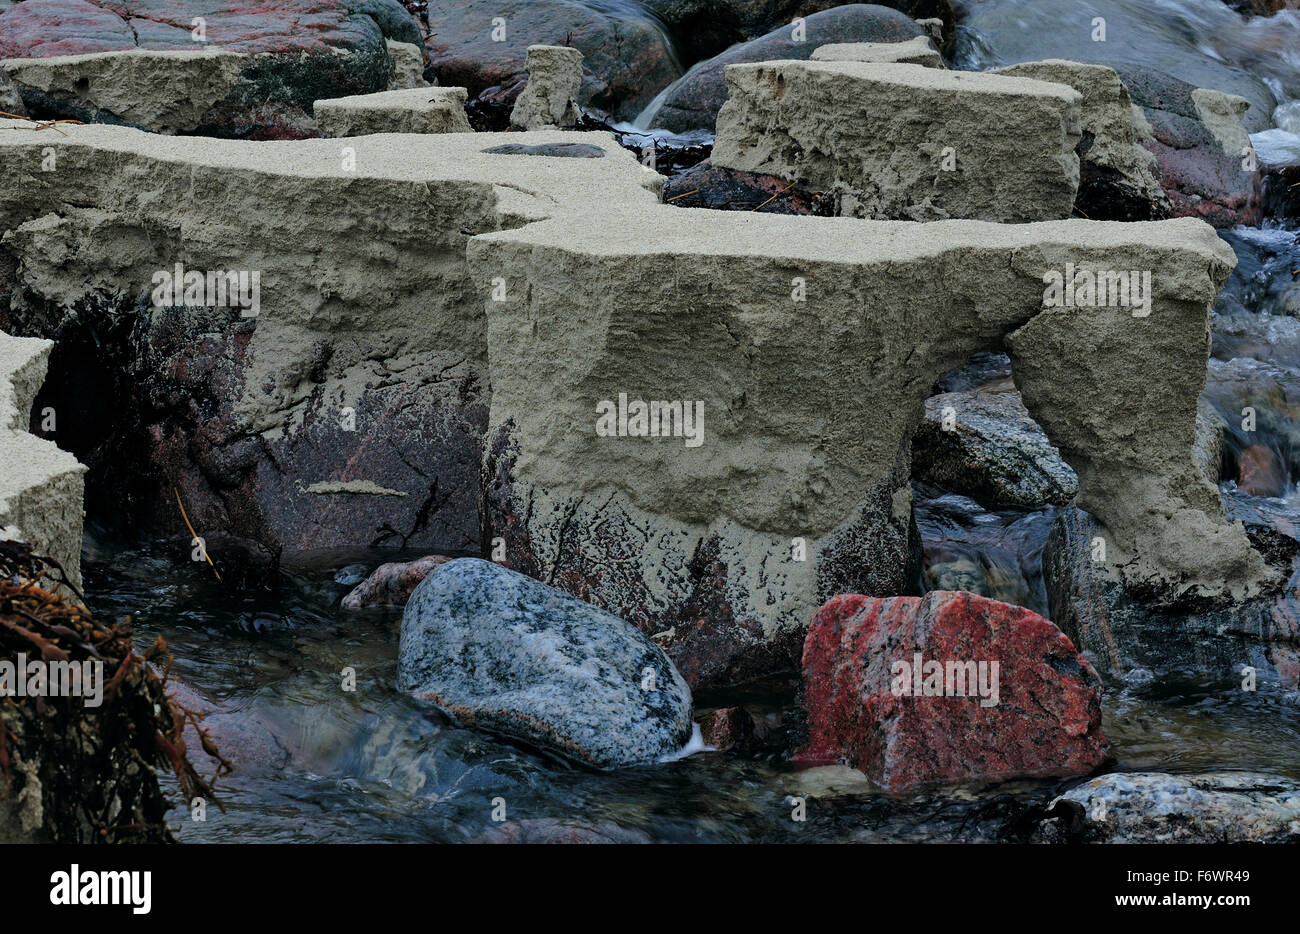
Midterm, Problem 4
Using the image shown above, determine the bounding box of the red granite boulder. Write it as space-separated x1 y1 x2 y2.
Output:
796 591 1109 792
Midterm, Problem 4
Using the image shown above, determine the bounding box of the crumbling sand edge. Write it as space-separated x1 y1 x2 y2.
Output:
0 331 86 590
0 119 1267 620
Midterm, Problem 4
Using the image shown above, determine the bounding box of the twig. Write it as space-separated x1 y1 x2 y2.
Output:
0 112 84 136
753 182 795 211
173 488 222 582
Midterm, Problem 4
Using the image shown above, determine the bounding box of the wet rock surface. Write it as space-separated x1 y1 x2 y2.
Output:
913 388 1078 509
796 591 1110 792
397 559 695 769
1115 64 1262 227
647 4 925 132
341 554 452 609
1043 503 1300 692
643 0 955 65
662 159 831 213
1034 771 1300 843
955 0 1287 131
421 0 679 122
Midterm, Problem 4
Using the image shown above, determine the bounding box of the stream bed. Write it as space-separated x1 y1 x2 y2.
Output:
83 509 1300 844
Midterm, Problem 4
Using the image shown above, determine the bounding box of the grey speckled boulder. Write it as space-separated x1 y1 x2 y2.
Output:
397 558 693 769
912 388 1077 509
1035 771 1300 843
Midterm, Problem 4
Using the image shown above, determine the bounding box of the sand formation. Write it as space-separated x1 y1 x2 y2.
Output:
0 44 1267 687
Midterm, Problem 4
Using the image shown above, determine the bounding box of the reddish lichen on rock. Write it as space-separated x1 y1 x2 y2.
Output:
796 590 1109 792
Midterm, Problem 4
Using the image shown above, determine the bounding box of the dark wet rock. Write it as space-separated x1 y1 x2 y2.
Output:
1237 444 1287 497
1223 0 1300 17
931 351 1013 394
333 563 369 586
1043 503 1300 692
643 0 956 65
912 388 1078 510
463 80 520 131
1261 158 1300 221
1213 227 1300 322
475 817 653 844
1113 64 1262 227
662 159 832 214
647 4 924 132
913 489 1058 615
955 0 1282 131
397 558 694 769
1033 771 1300 843
0 64 24 116
341 554 452 609
480 142 605 158
796 590 1109 792
1203 356 1300 485
422 0 680 122
0 0 422 138
698 705 768 753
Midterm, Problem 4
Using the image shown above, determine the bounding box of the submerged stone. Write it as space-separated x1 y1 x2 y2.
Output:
341 554 452 609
